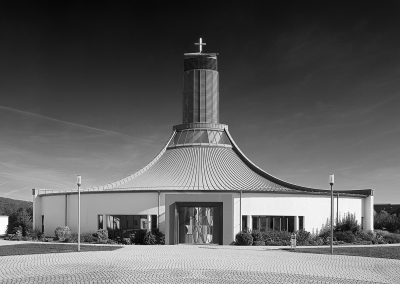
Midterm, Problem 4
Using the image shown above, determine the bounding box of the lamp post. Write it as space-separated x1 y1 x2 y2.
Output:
329 174 334 255
77 175 81 252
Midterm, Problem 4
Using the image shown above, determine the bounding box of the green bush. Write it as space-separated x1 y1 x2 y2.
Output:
94 229 109 243
251 230 264 242
143 231 157 245
6 207 32 237
65 232 78 243
335 213 360 233
374 211 400 233
29 229 44 241
383 232 400 244
374 230 400 244
235 231 253 246
82 233 96 243
54 226 71 242
253 240 265 246
153 229 165 245
122 238 132 245
296 230 312 245
308 237 325 246
9 227 23 241
354 231 374 243
263 231 291 246
334 231 356 243
129 233 136 244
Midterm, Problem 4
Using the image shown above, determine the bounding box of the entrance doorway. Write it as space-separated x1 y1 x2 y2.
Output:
172 202 223 245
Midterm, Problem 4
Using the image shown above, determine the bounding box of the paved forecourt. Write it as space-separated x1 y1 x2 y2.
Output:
0 245 399 284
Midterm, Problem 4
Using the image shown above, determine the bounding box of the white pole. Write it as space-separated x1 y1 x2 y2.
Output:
77 175 81 252
329 174 334 255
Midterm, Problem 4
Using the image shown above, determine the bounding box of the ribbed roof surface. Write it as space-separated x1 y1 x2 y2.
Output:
102 146 295 191
92 129 301 192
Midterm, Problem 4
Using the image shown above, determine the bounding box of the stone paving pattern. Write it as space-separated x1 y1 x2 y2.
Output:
0 245 400 283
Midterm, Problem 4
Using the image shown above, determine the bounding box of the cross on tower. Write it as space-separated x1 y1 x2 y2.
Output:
194 37 206 53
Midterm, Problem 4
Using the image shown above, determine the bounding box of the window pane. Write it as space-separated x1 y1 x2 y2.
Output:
177 131 187 144
219 132 231 145
299 216 304 230
98 215 103 230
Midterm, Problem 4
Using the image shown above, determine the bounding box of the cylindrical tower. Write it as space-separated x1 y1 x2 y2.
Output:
182 52 219 124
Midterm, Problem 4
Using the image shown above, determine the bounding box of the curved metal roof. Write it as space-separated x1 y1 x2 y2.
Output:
90 129 372 197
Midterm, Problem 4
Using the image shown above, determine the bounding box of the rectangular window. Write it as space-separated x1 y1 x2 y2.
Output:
242 215 248 231
252 216 259 231
98 215 103 230
41 215 44 234
251 216 297 232
151 215 157 230
106 214 147 239
299 216 304 230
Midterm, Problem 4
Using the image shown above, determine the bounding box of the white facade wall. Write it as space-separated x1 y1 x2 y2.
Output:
239 193 364 235
37 192 161 237
34 191 371 242
0 216 8 236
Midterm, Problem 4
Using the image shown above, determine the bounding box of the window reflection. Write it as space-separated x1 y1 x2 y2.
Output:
178 206 220 244
168 130 231 147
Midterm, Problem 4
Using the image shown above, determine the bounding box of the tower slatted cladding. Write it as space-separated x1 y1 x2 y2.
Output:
183 53 219 124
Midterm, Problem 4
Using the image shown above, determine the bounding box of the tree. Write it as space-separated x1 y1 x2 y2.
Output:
6 207 33 236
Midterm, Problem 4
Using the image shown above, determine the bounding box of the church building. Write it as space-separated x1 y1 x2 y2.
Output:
33 39 374 245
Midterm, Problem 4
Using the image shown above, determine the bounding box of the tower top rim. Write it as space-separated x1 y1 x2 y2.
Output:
184 52 218 57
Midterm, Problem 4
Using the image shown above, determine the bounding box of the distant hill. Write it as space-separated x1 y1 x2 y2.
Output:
0 197 32 215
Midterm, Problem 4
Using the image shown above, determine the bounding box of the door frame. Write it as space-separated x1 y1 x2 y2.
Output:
172 202 223 245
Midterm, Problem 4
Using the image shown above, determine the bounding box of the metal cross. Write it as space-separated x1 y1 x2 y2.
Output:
194 37 206 53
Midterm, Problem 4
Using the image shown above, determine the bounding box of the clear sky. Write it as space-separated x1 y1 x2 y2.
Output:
1 1 399 203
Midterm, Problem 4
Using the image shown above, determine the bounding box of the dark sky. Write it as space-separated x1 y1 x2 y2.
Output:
1 1 399 202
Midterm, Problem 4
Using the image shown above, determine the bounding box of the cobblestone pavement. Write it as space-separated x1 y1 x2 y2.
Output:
0 245 399 283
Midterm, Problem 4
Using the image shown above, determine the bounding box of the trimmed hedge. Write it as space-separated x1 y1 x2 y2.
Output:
54 226 71 242
235 231 253 246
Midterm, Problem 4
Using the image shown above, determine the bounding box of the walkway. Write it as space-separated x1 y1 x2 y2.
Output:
0 244 399 283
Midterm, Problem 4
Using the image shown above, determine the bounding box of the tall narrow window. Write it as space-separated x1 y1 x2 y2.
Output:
41 215 44 234
299 216 304 230
242 215 248 231
98 215 103 230
151 215 157 230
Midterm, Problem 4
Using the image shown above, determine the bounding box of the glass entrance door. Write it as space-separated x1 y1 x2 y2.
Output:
178 206 221 244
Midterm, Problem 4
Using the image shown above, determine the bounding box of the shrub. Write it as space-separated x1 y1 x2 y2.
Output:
296 230 312 246
251 230 264 243
129 233 136 244
374 211 400 232
29 229 44 241
383 232 400 244
122 238 132 245
335 213 360 233
308 237 325 246
263 231 291 246
94 229 109 243
143 231 157 245
9 227 23 241
133 230 147 244
235 231 253 246
354 231 374 243
334 231 356 243
82 233 96 243
253 240 265 246
6 207 32 237
65 232 78 243
54 226 71 242
153 229 165 245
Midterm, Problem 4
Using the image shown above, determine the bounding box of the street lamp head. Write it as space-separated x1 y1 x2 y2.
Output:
329 174 334 186
77 175 82 186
